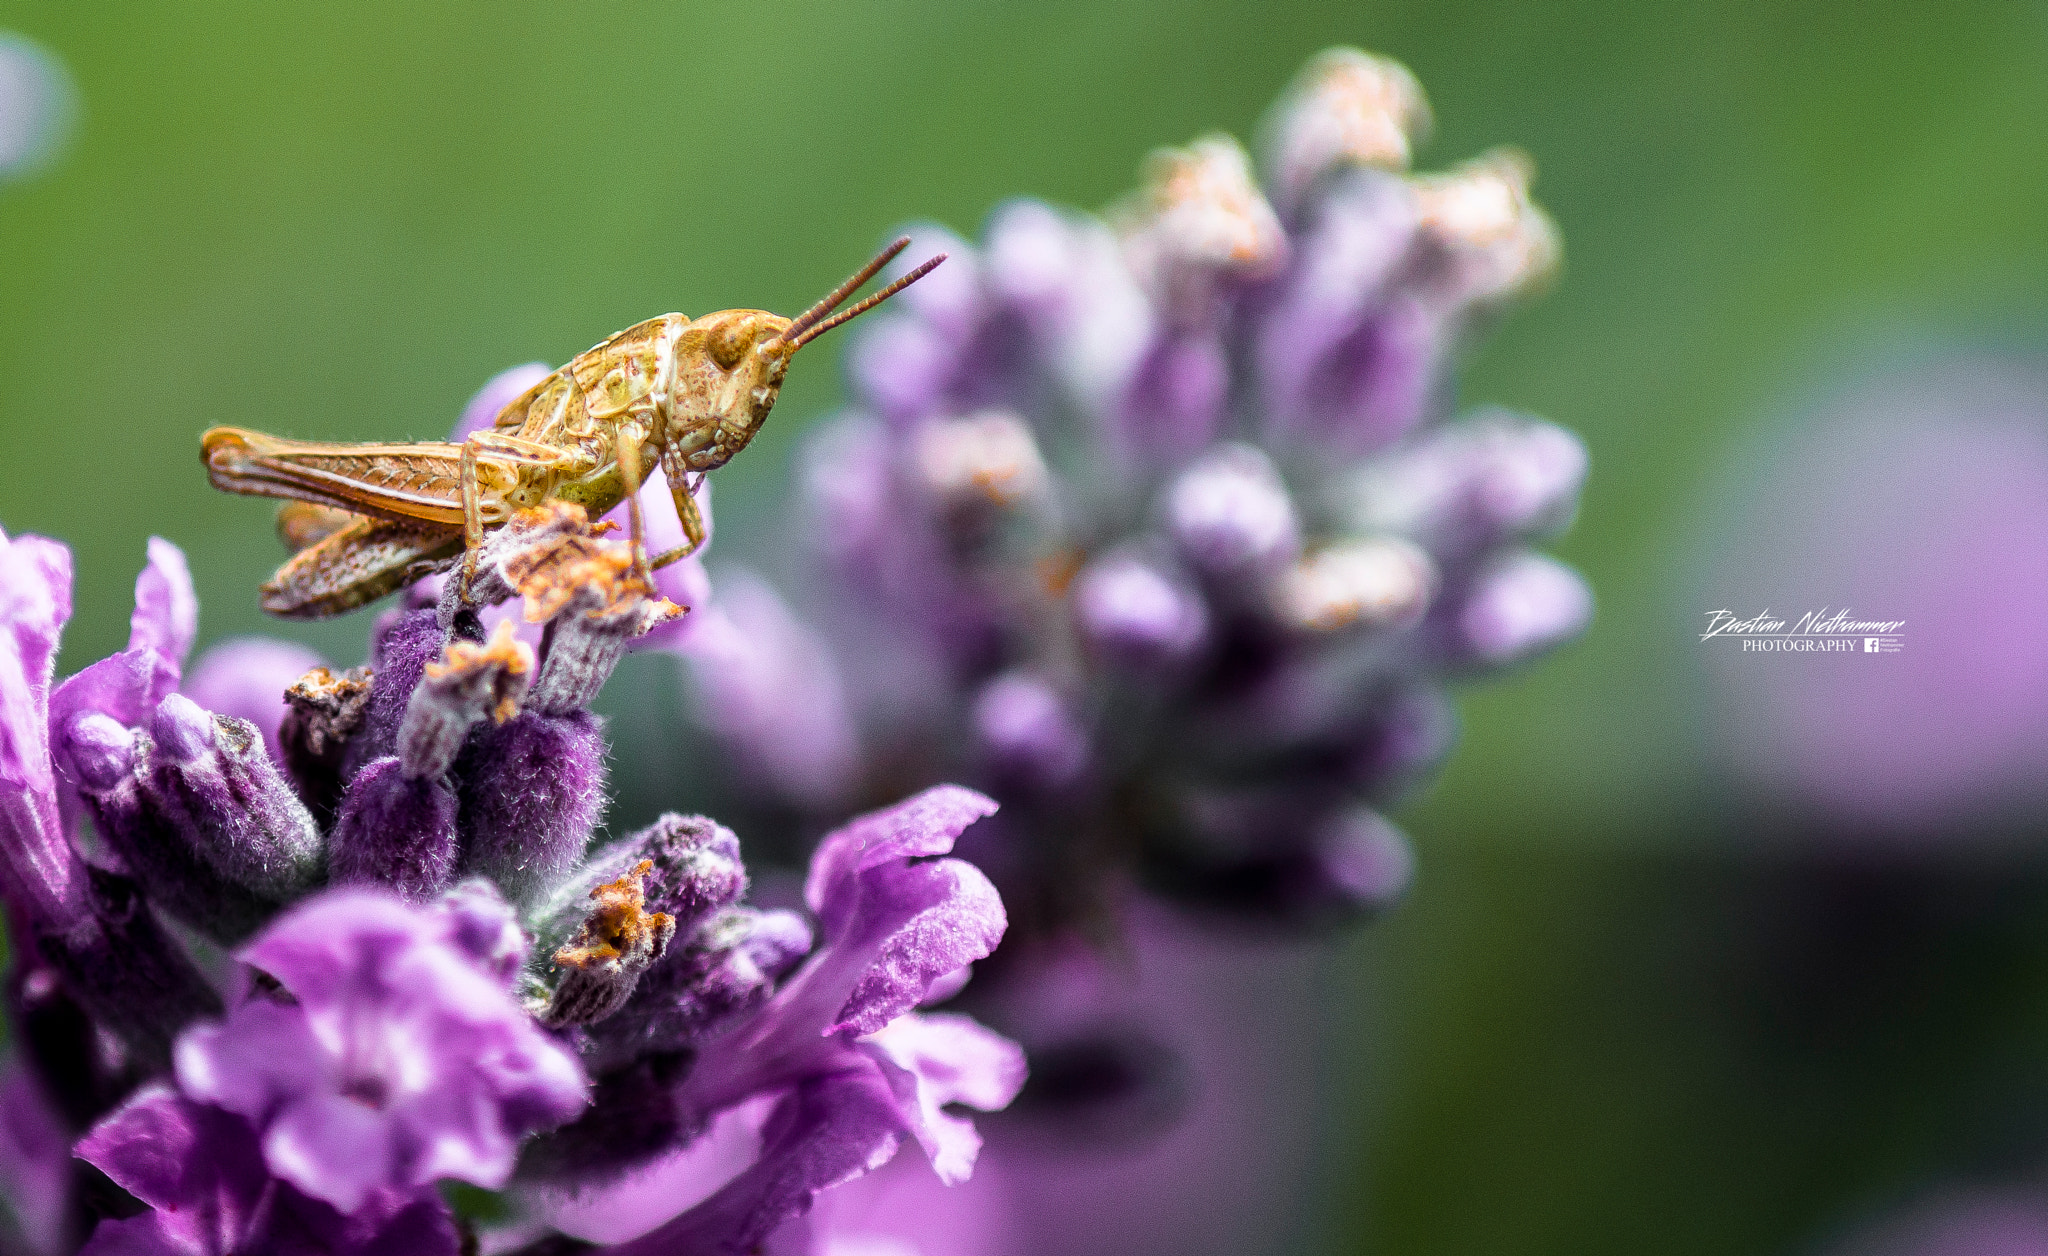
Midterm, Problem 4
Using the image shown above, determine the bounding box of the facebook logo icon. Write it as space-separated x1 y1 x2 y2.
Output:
1865 638 1880 652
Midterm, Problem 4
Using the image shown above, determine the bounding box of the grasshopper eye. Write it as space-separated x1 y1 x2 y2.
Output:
708 321 749 371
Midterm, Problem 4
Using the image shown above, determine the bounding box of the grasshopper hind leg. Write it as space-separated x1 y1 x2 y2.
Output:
261 515 463 620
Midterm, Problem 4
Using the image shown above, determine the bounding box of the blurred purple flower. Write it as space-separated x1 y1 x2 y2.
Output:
678 47 1585 946
1701 355 2048 840
182 636 323 765
0 1057 69 1255
1823 1189 2048 1256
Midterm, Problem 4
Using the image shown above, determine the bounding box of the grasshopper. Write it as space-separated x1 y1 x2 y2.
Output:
203 238 942 618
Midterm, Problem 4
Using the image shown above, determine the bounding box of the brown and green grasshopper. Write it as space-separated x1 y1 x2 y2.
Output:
203 238 942 618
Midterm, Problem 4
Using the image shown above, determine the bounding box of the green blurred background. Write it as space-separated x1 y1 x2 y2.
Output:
3 2 2047 1252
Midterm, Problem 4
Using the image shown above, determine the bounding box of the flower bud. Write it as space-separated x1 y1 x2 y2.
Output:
1164 443 1302 578
328 756 459 900
148 692 213 762
1410 149 1561 308
973 671 1089 791
1122 134 1287 321
398 620 532 778
911 411 1050 513
583 907 812 1074
1261 47 1430 210
1272 538 1434 633
1346 410 1587 560
139 699 323 904
60 712 132 792
1073 553 1208 668
1451 551 1592 667
278 663 371 819
341 608 448 780
544 860 678 1029
454 710 606 908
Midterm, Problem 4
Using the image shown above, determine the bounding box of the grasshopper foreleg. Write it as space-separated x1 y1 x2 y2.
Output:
648 471 707 571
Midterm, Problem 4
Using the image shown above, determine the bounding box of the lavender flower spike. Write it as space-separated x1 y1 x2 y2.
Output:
673 48 1588 953
330 624 533 899
174 888 588 1215
1 531 220 1064
450 501 677 905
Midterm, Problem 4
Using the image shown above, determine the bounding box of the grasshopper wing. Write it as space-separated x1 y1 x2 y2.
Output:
203 427 471 527
261 513 462 619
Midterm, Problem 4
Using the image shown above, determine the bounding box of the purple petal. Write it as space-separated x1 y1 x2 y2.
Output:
0 530 72 707
182 637 324 766
49 648 179 739
75 1086 271 1233
174 998 330 1122
450 362 552 442
802 785 999 924
401 1084 515 1190
0 536 83 924
237 890 435 1004
606 1070 906 1256
431 879 528 984
263 1090 398 1215
128 537 198 672
830 859 1007 1037
858 1012 1025 1185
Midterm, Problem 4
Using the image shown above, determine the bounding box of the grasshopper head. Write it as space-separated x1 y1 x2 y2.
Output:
664 239 946 473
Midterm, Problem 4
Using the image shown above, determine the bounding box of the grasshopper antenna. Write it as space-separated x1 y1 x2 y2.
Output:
778 237 946 348
781 236 908 343
789 252 946 347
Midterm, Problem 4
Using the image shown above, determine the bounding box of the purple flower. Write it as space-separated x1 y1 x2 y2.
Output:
1821 1189 2048 1256
0 33 75 181
74 1086 459 1256
553 786 1024 1253
172 887 588 1214
0 525 89 928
